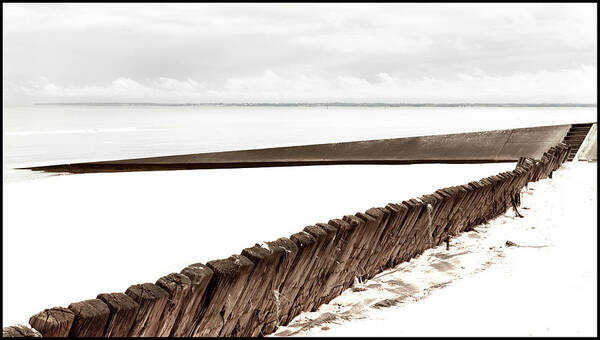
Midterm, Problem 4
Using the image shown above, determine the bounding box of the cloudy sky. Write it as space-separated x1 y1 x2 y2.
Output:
2 3 597 104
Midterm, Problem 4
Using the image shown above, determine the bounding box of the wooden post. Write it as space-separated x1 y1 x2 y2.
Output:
171 263 213 337
191 255 255 337
221 242 284 337
97 292 139 337
384 203 409 268
294 224 331 314
323 218 358 300
125 283 169 337
3 325 42 337
279 231 319 326
363 208 393 280
309 222 342 309
155 273 192 337
67 299 110 337
355 210 385 282
256 237 299 336
29 307 74 337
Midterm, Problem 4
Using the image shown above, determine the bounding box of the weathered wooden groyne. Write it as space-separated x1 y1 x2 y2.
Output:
4 143 571 338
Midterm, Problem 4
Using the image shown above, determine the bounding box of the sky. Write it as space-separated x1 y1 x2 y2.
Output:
2 3 597 105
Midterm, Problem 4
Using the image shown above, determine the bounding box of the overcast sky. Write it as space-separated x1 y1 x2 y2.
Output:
2 3 597 104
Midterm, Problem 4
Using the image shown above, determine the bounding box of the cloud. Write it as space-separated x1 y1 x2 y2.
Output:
5 65 596 104
2 3 597 104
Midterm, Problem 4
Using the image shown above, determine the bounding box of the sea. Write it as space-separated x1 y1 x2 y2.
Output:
3 104 597 183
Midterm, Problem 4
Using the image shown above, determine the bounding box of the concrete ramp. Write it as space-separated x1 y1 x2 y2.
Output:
25 123 576 173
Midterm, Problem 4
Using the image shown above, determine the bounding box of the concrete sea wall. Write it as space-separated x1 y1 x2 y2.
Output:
25 124 571 173
4 143 572 338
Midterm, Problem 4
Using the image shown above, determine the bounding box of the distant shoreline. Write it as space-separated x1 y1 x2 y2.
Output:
34 102 598 107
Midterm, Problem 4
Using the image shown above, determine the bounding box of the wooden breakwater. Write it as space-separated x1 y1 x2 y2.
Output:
4 143 571 338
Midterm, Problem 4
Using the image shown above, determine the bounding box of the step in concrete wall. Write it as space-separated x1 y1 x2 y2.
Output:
577 124 597 162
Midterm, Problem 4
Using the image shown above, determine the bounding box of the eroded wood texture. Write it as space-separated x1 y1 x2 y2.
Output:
125 283 169 337
155 273 192 337
29 306 74 337
256 237 299 336
191 255 254 337
3 325 42 337
171 263 213 337
67 299 110 337
97 292 139 337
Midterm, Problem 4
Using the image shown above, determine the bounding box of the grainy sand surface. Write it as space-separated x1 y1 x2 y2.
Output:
272 161 597 337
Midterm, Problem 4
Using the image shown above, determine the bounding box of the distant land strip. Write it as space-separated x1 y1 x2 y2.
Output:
34 102 597 107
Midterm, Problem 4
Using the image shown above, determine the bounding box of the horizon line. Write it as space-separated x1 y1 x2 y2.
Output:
34 102 598 107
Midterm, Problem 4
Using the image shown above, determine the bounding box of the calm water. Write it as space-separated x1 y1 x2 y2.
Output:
3 104 596 181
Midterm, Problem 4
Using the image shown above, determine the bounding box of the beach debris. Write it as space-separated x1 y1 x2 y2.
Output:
505 240 548 248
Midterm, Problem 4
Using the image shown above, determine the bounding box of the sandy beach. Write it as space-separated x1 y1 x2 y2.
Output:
3 160 596 336
272 161 597 337
3 3 596 336
3 162 516 327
